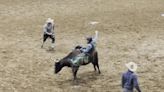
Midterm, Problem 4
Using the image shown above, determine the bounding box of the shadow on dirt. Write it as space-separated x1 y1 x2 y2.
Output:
55 71 101 87
45 47 55 53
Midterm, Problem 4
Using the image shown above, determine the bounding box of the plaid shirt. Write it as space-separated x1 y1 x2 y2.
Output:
122 70 140 90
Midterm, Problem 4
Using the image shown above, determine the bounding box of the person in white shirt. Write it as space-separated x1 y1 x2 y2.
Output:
41 18 55 48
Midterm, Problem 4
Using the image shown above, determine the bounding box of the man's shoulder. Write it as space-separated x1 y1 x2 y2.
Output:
122 71 127 76
122 71 131 75
131 72 137 75
131 73 138 78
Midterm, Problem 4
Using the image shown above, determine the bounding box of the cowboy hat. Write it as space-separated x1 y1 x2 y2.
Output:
125 62 138 72
46 18 54 24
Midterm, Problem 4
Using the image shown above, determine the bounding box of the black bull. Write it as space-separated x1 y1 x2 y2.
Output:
54 48 101 80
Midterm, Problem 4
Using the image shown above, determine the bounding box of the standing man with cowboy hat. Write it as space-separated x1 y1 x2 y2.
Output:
122 62 142 92
41 18 55 48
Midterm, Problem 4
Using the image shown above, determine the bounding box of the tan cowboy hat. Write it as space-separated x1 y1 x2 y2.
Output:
125 62 138 72
46 18 54 24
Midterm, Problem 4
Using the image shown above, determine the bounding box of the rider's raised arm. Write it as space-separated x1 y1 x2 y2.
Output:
92 31 98 43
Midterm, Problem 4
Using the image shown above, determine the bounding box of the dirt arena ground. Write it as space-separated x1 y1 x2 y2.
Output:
0 0 164 92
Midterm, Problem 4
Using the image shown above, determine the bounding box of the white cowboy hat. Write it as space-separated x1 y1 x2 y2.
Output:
46 18 54 24
125 62 138 72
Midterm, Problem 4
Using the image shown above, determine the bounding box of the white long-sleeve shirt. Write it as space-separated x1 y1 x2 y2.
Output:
91 31 98 47
43 23 55 35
